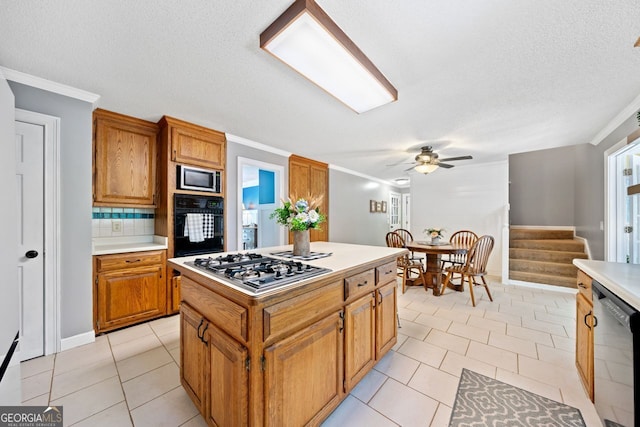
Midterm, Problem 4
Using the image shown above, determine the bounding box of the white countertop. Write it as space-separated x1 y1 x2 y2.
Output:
168 241 407 296
92 235 169 255
573 259 640 311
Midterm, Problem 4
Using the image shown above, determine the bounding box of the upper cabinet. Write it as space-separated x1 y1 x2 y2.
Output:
93 109 159 207
159 116 225 170
289 155 329 242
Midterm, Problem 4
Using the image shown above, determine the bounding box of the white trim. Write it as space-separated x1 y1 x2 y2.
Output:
15 109 62 355
60 330 96 352
506 279 578 294
328 163 401 187
227 133 291 158
237 157 286 250
604 137 631 261
589 91 640 146
574 236 592 260
1 67 100 105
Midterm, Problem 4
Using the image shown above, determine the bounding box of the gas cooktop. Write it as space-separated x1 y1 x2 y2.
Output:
185 253 332 293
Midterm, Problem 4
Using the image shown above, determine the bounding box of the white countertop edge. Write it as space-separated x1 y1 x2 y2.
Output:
92 235 169 255
573 259 640 311
168 242 407 297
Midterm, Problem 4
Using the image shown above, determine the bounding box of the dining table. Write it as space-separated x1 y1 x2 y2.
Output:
404 240 468 296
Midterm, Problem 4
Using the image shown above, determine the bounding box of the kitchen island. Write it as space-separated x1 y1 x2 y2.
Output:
169 241 407 427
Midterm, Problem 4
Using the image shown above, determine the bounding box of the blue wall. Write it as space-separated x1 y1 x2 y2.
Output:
242 169 275 208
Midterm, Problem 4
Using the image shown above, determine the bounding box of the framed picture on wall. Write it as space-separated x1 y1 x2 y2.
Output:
369 200 377 213
376 202 382 212
381 201 387 213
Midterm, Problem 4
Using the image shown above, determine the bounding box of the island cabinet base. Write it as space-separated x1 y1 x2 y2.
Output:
173 255 399 427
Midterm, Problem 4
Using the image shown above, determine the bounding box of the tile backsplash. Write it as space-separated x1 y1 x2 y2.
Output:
92 207 155 237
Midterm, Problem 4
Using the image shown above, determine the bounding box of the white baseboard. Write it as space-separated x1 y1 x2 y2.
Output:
60 330 95 352
507 279 578 294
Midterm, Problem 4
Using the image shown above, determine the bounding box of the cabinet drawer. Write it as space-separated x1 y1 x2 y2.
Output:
181 275 248 342
344 270 375 301
95 250 165 272
376 261 397 285
263 280 342 343
576 269 592 303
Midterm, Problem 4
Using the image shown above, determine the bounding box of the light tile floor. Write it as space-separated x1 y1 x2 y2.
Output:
21 279 603 427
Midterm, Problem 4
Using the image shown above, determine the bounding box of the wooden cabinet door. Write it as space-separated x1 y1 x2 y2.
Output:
96 265 166 333
264 311 344 427
180 304 208 416
576 293 594 401
171 125 225 170
206 323 249 427
288 155 329 243
171 275 181 314
344 293 375 391
93 109 158 207
375 282 398 358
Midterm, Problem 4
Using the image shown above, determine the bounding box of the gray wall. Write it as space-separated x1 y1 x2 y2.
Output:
329 169 400 247
509 114 640 261
9 81 93 339
225 139 288 251
509 145 576 226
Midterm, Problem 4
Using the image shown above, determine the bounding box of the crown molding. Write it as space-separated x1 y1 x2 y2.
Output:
589 90 640 146
0 66 100 105
226 133 291 158
328 163 402 188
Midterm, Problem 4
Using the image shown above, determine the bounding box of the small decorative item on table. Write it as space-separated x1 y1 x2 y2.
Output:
424 227 445 245
271 195 326 257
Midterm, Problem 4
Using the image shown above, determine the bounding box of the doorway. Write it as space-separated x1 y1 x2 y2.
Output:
389 192 401 231
606 136 640 263
14 109 60 360
237 157 285 250
401 193 411 231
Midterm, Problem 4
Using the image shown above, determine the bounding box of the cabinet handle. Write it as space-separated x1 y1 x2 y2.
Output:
584 311 592 330
197 318 204 339
592 315 598 328
338 311 344 333
386 270 394 274
172 149 177 160
125 259 142 263
578 282 587 289
200 323 209 345
357 280 368 287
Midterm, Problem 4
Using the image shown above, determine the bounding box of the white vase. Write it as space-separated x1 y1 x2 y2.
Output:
431 236 441 245
293 229 311 257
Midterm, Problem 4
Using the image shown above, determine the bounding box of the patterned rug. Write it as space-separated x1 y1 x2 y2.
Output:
449 369 586 427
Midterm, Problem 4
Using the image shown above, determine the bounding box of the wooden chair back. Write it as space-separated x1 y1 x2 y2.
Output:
448 230 478 264
395 229 414 244
465 235 494 275
385 231 405 248
385 231 427 293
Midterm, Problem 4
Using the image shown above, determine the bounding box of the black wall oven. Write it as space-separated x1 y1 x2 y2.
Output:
174 194 224 257
592 280 639 427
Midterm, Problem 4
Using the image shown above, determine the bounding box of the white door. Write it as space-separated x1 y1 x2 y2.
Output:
401 193 411 231
611 140 640 263
15 121 45 361
389 192 401 231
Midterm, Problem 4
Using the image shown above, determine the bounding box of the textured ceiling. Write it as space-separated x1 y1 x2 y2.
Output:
1 0 640 183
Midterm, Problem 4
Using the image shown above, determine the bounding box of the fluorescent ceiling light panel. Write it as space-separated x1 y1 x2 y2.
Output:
260 0 397 113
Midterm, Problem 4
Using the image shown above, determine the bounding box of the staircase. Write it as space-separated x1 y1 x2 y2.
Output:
509 227 588 288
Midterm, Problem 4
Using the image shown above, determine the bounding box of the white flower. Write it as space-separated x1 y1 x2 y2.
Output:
308 210 319 223
295 212 309 223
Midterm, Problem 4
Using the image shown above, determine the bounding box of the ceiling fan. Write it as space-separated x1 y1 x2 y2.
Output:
405 146 472 174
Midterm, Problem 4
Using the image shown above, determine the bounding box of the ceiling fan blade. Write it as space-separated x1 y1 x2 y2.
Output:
404 166 416 172
439 155 472 162
438 163 455 168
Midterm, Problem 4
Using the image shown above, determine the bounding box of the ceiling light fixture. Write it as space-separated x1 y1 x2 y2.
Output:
260 0 397 114
414 163 439 174
635 36 640 47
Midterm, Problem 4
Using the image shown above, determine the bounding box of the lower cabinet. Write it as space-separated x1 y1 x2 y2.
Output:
264 311 344 427
181 303 249 426
576 292 594 401
376 281 398 358
94 250 167 333
344 293 376 391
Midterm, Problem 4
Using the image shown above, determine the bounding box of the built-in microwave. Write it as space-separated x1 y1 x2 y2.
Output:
177 165 221 193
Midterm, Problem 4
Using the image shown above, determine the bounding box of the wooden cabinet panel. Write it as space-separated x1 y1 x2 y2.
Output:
344 269 375 301
180 303 207 416
160 116 225 170
94 250 167 333
288 155 329 242
576 292 594 401
93 109 158 207
376 281 398 358
171 275 181 313
344 293 376 391
376 261 397 286
181 276 248 342
206 323 249 427
264 311 344 427
576 269 592 303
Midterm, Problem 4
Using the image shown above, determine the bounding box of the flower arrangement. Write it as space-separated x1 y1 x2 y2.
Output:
270 194 326 231
424 227 445 238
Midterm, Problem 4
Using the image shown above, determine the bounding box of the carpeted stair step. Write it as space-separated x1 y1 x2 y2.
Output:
509 248 588 263
509 239 584 252
510 228 574 240
509 270 577 288
509 259 578 277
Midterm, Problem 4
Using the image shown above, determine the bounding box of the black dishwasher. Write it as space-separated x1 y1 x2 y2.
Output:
592 280 639 427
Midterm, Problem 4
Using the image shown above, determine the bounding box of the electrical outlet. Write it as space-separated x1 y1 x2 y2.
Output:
112 220 122 232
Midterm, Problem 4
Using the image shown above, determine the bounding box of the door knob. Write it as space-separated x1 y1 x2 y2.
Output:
25 250 39 259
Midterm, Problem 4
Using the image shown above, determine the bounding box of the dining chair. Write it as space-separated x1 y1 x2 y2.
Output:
395 228 425 265
441 230 478 269
385 231 427 294
440 235 494 307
